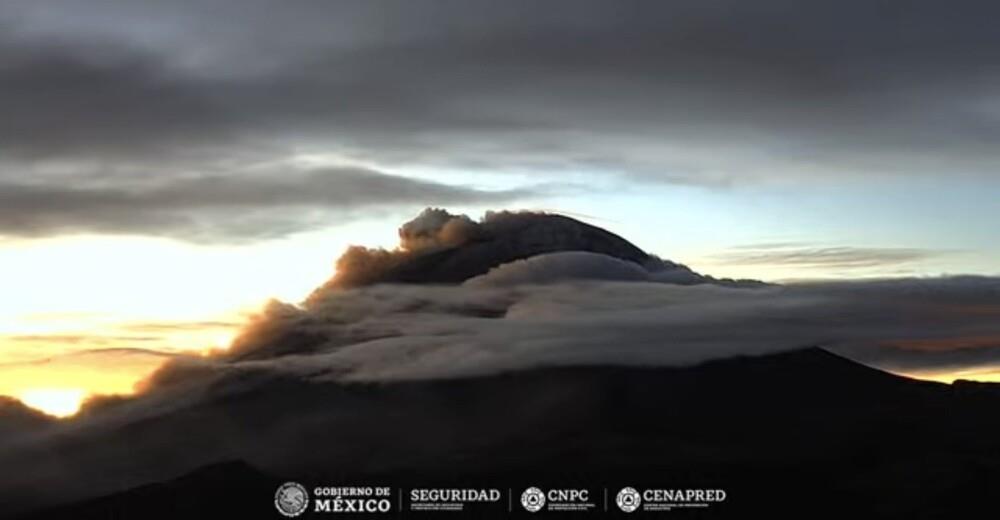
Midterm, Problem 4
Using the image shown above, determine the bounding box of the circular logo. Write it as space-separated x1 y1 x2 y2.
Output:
274 482 309 517
616 487 641 513
521 487 546 513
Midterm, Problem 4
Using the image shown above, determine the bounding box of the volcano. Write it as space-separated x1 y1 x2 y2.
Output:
13 348 1000 519
310 210 760 295
3 209 1000 519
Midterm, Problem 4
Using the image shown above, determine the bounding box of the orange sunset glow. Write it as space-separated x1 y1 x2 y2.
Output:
5 2 1000 517
0 229 392 415
2 232 998 417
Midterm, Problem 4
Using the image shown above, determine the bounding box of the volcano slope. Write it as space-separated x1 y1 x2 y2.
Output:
4 209 1000 519
14 349 1000 519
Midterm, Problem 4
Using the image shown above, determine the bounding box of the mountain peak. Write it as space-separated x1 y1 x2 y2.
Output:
309 208 755 301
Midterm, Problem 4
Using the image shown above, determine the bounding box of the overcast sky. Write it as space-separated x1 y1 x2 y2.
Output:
3 0 1000 416
0 1 997 257
0 2 999 301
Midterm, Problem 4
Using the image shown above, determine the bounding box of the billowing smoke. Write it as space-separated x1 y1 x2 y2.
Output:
195 207 1000 384
318 208 490 289
2 208 1000 514
398 208 483 251
311 207 730 295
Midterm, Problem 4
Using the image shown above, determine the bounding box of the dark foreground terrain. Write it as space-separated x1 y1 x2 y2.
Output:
10 348 1000 519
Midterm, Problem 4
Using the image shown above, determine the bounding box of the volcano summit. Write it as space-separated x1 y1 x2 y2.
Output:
3 209 1000 519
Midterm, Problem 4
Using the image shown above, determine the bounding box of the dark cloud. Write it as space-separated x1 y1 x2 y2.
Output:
712 244 945 270
0 168 530 241
1 203 1000 510
1 0 999 241
3 274 1000 512
0 35 238 161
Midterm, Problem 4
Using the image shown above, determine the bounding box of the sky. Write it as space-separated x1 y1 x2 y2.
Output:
2 0 1000 415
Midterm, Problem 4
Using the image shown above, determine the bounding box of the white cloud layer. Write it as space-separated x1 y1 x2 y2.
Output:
2 268 999 513
218 275 1000 384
